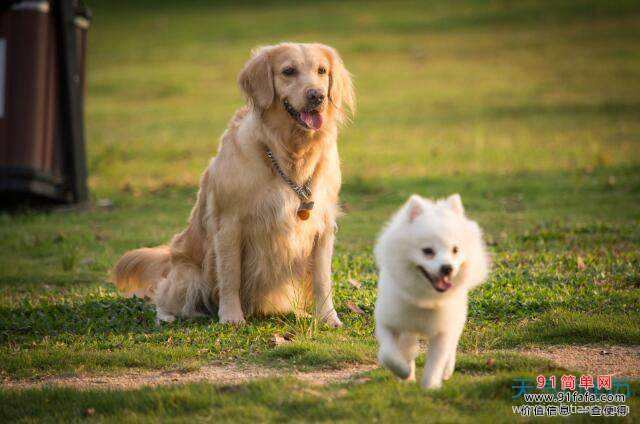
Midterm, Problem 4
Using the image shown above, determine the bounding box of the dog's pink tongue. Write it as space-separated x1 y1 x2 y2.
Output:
299 111 323 130
434 277 452 292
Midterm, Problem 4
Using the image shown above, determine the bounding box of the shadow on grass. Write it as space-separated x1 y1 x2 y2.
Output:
374 100 640 126
503 309 640 346
261 338 374 370
339 165 640 248
0 371 529 422
1 343 203 380
342 165 640 207
4 354 635 422
464 309 640 350
478 101 640 121
0 297 163 340
93 0 640 37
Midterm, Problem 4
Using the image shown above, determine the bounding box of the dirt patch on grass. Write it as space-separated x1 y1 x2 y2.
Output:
5 346 638 391
2 363 377 391
519 345 640 377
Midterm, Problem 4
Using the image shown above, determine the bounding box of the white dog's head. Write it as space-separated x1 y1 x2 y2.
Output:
376 194 489 296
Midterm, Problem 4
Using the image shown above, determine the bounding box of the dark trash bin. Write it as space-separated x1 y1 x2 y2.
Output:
0 0 90 207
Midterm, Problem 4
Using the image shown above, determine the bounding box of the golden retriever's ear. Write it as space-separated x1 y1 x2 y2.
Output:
238 47 274 110
320 45 356 124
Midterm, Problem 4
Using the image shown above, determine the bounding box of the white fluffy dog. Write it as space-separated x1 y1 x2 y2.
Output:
374 194 490 389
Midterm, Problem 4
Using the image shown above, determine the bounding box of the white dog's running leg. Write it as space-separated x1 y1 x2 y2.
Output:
422 333 456 389
443 327 463 380
442 348 457 381
376 325 411 379
312 230 342 328
397 332 418 382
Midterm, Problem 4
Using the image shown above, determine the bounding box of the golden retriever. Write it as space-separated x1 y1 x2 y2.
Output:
112 43 355 326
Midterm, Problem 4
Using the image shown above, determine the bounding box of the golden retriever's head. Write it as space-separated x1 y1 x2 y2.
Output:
238 43 355 131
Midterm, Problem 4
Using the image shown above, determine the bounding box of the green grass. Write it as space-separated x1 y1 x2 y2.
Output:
1 0 640 421
4 354 639 422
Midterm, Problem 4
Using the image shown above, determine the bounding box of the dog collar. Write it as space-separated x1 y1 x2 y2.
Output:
265 147 314 220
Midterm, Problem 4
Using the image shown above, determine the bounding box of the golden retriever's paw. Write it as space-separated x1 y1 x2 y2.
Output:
155 308 176 325
326 316 343 328
218 309 246 325
219 315 246 325
319 310 343 328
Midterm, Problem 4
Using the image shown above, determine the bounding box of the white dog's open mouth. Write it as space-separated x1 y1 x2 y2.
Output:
283 99 323 130
417 266 452 292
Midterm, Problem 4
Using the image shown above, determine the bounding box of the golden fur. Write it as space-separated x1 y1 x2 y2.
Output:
112 43 355 325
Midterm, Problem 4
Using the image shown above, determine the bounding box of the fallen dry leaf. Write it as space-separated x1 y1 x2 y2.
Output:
348 278 361 289
576 256 586 271
269 333 289 347
346 301 364 315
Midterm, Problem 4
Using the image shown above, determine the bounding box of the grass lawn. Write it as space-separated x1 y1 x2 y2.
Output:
1 0 640 421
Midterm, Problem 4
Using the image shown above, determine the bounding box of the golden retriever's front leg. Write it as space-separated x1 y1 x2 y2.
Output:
214 217 245 324
312 230 342 328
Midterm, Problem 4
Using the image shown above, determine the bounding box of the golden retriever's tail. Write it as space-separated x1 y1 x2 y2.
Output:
111 246 171 299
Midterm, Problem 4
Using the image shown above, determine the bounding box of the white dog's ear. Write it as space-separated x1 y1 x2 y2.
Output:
446 193 464 216
406 195 424 222
318 44 356 125
238 46 274 111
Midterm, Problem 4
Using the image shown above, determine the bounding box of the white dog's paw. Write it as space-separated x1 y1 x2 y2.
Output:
443 355 456 380
443 366 454 381
405 362 416 382
421 376 443 390
318 309 343 328
218 307 245 325
378 350 411 380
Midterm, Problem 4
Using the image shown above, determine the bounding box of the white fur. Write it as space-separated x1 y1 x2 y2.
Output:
374 194 490 389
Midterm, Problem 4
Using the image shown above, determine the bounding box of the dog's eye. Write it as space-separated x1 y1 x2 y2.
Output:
422 247 435 256
452 246 459 254
318 66 326 75
282 67 297 76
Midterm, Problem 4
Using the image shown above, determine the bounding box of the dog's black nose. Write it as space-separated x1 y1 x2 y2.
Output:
440 264 453 276
306 89 325 107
